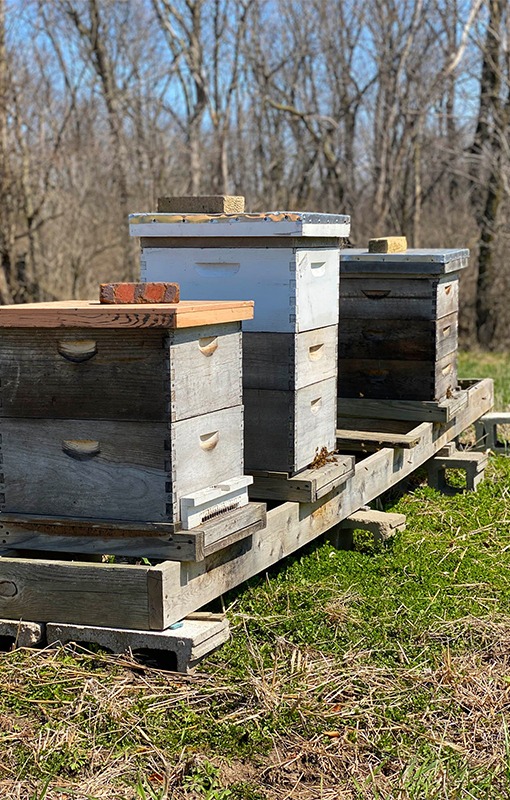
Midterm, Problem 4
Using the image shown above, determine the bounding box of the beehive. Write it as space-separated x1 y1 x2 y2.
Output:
0 299 254 527
338 248 468 401
129 208 350 474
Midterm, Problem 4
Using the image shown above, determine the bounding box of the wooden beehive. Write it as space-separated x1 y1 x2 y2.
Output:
129 211 349 333
338 249 468 401
0 299 254 526
129 208 350 474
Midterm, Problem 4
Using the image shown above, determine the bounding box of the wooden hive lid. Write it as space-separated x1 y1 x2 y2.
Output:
0 299 254 329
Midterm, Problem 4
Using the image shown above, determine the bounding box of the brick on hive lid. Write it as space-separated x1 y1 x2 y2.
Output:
99 282 180 304
156 195 245 214
368 236 407 254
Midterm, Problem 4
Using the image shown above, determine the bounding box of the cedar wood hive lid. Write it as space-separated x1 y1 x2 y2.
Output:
0 300 254 329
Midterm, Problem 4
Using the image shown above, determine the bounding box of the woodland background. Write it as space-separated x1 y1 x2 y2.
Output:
0 0 509 347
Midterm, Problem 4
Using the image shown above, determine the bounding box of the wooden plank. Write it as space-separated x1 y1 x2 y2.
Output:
0 300 254 329
0 379 493 630
1 418 168 521
336 391 468 423
336 428 422 449
249 457 355 502
200 502 266 547
0 328 167 421
0 557 164 629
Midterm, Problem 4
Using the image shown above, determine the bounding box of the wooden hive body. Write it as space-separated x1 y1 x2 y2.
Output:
338 249 468 402
0 300 253 526
129 211 349 474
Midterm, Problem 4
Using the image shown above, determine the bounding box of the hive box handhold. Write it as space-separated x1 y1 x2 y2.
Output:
157 195 245 214
368 236 407 254
99 282 180 304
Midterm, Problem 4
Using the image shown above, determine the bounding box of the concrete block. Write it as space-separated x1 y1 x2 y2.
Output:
47 614 230 673
368 236 407 254
327 508 406 548
0 618 44 648
157 195 245 214
475 413 510 454
99 282 180 304
427 450 488 492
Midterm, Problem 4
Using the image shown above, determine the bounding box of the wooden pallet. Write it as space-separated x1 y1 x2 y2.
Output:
248 456 355 502
0 379 493 634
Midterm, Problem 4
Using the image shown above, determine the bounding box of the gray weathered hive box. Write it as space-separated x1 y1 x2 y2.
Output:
129 208 351 474
0 299 254 526
339 248 468 401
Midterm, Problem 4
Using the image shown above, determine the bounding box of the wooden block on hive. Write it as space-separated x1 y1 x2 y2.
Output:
368 236 407 254
99 282 180 304
157 195 245 214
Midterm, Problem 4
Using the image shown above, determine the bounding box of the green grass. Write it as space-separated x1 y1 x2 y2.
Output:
1 352 510 798
459 349 510 410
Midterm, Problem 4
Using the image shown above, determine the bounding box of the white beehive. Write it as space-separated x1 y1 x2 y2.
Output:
129 206 350 475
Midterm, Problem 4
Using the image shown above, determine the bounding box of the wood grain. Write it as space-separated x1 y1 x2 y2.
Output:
243 378 337 474
338 353 457 401
338 313 458 362
0 300 254 329
243 326 337 391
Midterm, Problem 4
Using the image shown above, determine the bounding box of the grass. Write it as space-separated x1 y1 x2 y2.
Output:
1 352 510 798
458 349 510 410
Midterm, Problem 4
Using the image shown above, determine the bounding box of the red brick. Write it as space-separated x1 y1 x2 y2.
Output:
100 282 180 304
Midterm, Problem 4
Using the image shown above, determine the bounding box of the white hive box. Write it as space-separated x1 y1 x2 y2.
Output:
129 211 350 333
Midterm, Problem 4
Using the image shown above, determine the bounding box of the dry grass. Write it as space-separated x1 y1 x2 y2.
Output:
1 616 510 799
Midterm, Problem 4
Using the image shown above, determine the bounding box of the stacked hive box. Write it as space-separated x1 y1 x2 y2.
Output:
0 299 254 529
129 209 351 474
338 248 469 401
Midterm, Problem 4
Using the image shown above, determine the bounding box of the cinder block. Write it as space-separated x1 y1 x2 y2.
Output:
157 195 245 214
475 413 510 453
327 508 406 548
99 282 180 304
368 236 407 254
427 450 488 492
340 509 406 539
0 618 44 648
47 614 230 673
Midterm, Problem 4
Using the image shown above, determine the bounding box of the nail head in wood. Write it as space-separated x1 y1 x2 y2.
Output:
157 195 245 214
368 236 408 254
99 282 180 304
